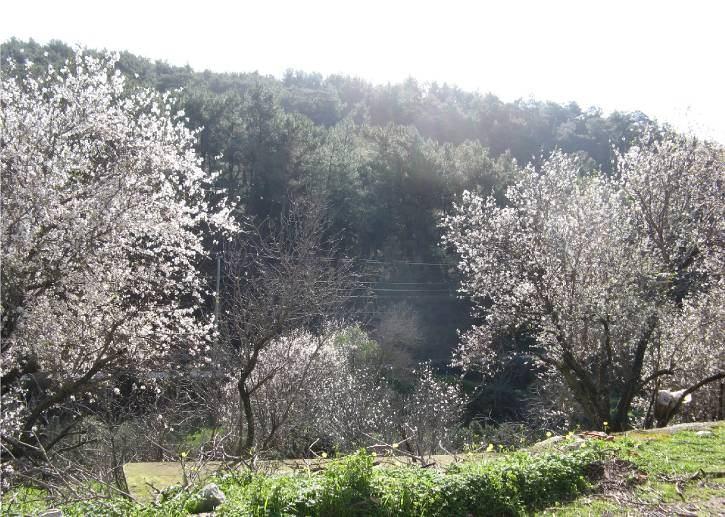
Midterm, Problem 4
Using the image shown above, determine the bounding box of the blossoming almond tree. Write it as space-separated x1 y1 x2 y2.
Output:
442 134 724 431
217 200 356 456
0 52 235 464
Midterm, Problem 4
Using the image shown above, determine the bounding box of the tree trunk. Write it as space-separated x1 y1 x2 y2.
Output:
643 379 660 429
557 362 609 429
611 316 658 431
237 378 255 457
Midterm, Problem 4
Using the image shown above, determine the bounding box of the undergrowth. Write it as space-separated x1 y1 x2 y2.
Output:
5 426 722 515
2 446 603 516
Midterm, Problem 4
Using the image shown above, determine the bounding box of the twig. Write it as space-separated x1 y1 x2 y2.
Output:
362 432 436 468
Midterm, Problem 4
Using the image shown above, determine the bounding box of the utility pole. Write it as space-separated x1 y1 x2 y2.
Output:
214 252 221 329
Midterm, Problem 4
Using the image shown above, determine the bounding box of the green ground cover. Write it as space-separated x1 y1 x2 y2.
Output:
3 422 722 516
541 422 725 515
123 454 489 502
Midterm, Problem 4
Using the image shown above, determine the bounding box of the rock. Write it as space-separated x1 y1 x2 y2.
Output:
695 430 713 437
563 436 587 450
579 431 614 441
528 435 565 451
39 510 63 517
186 483 226 514
638 421 717 434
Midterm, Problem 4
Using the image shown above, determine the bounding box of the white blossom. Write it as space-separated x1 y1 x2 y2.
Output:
442 134 724 428
1 51 237 442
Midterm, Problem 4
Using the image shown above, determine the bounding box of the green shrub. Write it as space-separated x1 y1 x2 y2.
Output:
317 451 375 515
1 486 49 516
212 447 601 516
215 450 376 516
2 446 602 516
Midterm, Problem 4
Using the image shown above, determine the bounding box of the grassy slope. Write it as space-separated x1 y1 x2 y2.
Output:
4 423 722 516
540 422 725 516
123 423 724 512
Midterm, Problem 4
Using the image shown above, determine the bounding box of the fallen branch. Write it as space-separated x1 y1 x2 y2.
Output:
657 469 725 500
362 432 436 468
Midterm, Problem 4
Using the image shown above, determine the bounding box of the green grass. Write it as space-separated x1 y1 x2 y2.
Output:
4 423 723 516
541 423 725 515
2 449 600 516
123 461 223 501
122 453 491 501
617 427 725 475
538 497 622 516
207 448 600 516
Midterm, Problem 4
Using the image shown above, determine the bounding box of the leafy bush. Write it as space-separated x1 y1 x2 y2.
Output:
210 447 600 516
1 486 49 516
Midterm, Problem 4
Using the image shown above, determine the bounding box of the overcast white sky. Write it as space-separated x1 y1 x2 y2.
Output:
2 0 723 142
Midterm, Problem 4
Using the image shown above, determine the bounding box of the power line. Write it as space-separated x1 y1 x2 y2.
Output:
346 294 458 299
367 288 453 292
319 257 456 267
357 281 451 285
356 259 454 266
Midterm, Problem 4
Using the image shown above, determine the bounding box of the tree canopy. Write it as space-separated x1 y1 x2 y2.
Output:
0 51 235 457
2 38 719 456
442 134 724 430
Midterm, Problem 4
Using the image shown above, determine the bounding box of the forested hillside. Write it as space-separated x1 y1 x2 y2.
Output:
1 38 655 372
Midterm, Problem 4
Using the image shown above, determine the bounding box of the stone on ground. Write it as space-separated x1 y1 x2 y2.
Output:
186 483 226 514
